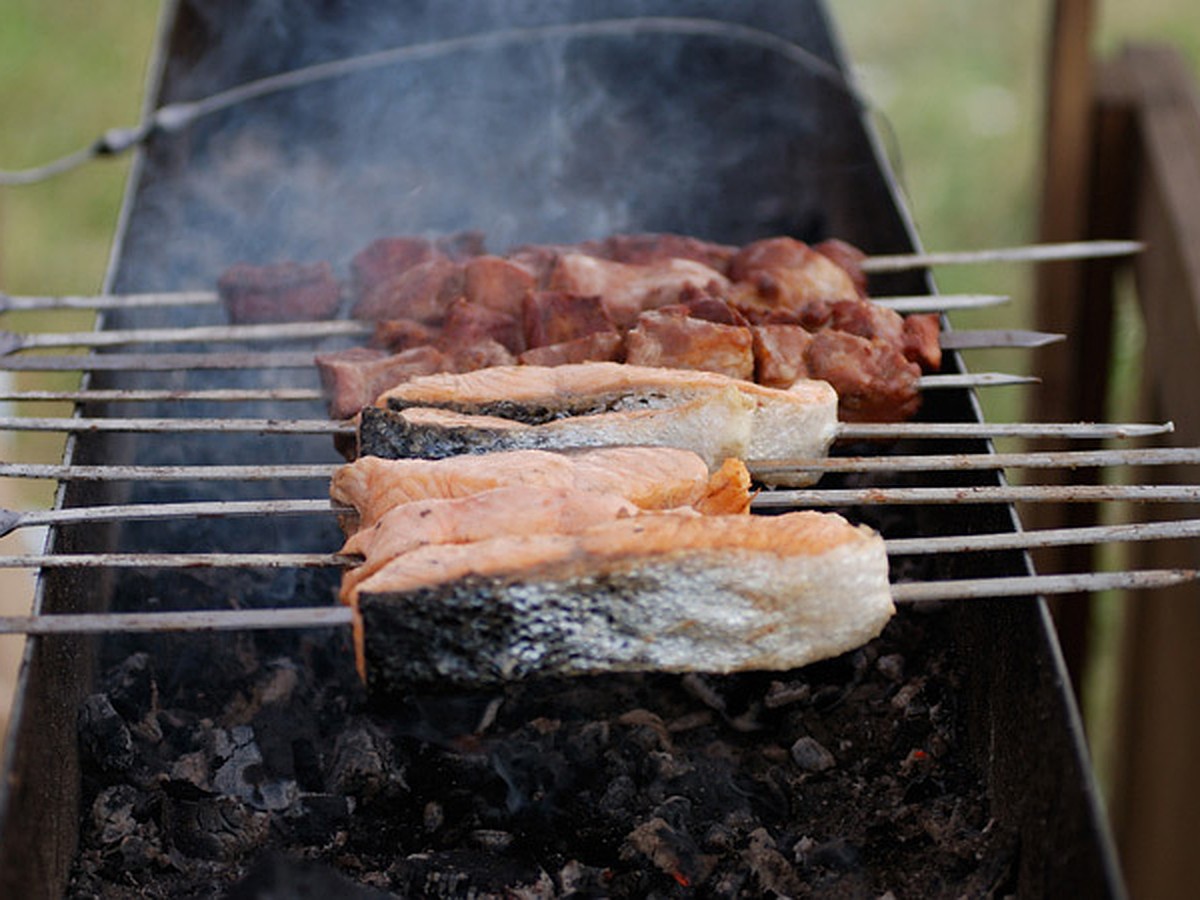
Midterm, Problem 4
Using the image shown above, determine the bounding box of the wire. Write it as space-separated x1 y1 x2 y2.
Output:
0 16 873 186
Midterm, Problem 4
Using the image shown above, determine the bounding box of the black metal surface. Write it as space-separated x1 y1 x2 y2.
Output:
0 1 1121 896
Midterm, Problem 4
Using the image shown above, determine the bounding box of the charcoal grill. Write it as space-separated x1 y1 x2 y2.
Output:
0 1 1124 896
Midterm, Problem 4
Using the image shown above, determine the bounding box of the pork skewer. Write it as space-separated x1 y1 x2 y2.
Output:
0 325 1058 353
5 517 1200 568
0 236 1138 316
0 370 1034 405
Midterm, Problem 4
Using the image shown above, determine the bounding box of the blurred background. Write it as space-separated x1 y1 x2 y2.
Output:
0 0 1197 883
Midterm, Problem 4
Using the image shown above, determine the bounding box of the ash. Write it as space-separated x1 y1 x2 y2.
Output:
67 607 1015 898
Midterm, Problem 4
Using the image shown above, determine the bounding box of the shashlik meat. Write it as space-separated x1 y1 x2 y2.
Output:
517 331 625 367
354 508 893 686
802 329 922 423
624 306 756 382
462 254 537 317
547 253 731 327
217 260 342 324
350 255 464 323
437 297 525 356
576 232 738 270
316 345 450 420
521 290 617 349
372 363 839 484
231 231 940 424
369 318 439 354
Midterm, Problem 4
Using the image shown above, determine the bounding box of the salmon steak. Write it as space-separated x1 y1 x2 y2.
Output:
353 510 894 689
357 384 755 472
372 362 839 484
331 446 751 532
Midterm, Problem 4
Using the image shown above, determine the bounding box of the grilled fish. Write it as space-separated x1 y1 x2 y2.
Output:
354 510 893 689
373 362 838 484
331 446 751 533
357 383 755 471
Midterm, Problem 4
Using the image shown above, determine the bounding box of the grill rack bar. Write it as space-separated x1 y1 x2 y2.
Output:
0 326 1059 354
5 484 1200 535
0 567 1191 635
1 446 1197 483
0 372 1036 406
0 285 1011 315
4 518 1200 568
0 416 1171 440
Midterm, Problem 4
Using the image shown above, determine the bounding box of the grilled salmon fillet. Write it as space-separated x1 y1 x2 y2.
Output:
332 446 750 532
353 510 893 688
357 383 755 471
374 362 839 484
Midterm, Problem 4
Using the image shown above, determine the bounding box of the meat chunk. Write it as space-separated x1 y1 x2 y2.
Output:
522 291 617 349
437 298 524 356
625 307 755 381
728 237 862 320
814 238 868 294
582 233 737 271
902 313 943 371
463 255 536 317
518 332 625 367
350 257 464 323
217 261 341 324
801 330 921 422
548 254 730 327
350 237 440 299
752 324 814 388
370 318 439 353
316 345 449 420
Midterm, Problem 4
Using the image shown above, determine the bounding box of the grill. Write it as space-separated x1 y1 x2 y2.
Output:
0 1 1162 895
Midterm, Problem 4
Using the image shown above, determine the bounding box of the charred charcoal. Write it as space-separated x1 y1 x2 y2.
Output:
161 790 270 862
790 735 837 773
327 722 403 801
389 850 554 898
79 693 136 775
226 851 395 900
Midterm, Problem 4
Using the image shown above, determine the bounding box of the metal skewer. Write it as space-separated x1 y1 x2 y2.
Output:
0 416 1169 440
3 446 1196 484
5 518 1200 568
0 567 1192 635
0 290 1002 315
860 239 1144 273
4 482 1198 537
0 325 1055 354
0 372 1034 405
755 484 1200 508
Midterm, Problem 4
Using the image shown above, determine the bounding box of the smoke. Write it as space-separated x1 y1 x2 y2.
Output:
115 1 879 292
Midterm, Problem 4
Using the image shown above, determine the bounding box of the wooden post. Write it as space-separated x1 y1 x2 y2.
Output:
1029 0 1107 697
1103 44 1200 900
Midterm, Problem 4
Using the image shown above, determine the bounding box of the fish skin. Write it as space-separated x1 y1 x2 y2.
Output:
357 384 755 472
374 362 839 485
355 510 893 690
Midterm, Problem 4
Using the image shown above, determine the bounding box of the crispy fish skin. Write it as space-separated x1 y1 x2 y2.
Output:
374 363 838 484
355 511 893 690
357 384 755 471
